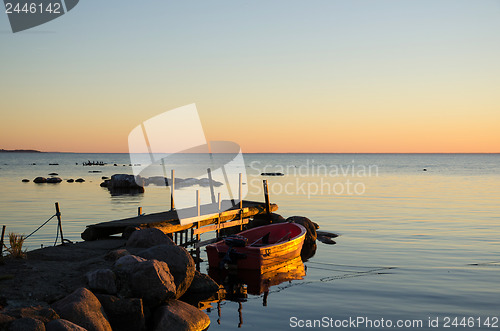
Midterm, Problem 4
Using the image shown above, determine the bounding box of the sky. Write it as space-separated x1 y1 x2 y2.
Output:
1 0 499 153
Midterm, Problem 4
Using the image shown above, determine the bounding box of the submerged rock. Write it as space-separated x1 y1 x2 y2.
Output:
75 178 85 183
46 177 63 184
52 287 112 331
22 179 30 182
153 300 210 331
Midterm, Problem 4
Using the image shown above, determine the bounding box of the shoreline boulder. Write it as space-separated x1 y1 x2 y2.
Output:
153 300 210 331
136 245 195 299
52 287 112 331
126 228 174 249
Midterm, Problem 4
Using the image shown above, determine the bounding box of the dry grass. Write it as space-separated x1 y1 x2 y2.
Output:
5 233 26 259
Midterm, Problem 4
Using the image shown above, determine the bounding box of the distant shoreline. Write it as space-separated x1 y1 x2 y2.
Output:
0 149 44 153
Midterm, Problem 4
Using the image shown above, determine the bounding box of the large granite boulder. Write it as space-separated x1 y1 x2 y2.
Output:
113 255 176 306
126 228 174 249
86 269 117 295
104 249 130 262
95 294 145 331
153 300 210 331
183 270 219 297
46 319 87 331
136 245 195 299
51 287 112 331
2 305 59 324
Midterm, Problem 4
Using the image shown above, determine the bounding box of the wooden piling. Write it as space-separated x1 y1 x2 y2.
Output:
263 180 271 217
0 225 6 256
138 207 142 216
171 169 175 210
239 173 243 230
207 168 216 204
216 193 221 239
55 202 64 245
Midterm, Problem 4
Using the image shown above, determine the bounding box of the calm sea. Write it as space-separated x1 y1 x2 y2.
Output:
1 153 499 330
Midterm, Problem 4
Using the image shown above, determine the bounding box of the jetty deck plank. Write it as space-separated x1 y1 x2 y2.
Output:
81 200 278 241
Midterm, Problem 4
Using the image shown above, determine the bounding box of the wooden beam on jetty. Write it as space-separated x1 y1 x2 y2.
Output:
81 200 278 241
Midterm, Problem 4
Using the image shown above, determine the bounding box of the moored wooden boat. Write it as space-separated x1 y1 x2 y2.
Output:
206 222 306 273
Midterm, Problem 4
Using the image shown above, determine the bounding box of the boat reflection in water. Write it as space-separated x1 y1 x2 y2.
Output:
196 256 306 328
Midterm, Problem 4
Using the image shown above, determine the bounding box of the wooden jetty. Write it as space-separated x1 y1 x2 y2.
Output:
81 177 278 249
81 199 277 243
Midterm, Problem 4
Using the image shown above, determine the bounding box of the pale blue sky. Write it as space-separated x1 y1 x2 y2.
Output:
1 0 499 152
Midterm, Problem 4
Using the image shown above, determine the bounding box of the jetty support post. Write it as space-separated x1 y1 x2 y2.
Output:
170 169 175 211
55 202 65 245
216 192 221 239
0 225 6 257
239 173 243 230
263 180 271 218
207 168 216 204
195 190 201 269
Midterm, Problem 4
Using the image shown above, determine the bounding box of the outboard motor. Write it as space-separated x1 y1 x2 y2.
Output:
220 235 248 269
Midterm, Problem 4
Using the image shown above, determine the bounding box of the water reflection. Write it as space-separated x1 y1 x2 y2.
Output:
197 256 306 328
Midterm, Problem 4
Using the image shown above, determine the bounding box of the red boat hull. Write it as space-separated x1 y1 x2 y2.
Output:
206 222 306 273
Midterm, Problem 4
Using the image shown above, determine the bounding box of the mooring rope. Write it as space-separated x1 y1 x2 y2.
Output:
24 214 57 240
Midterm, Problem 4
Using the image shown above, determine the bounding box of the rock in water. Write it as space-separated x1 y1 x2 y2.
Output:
182 270 219 302
248 213 285 228
286 216 317 245
136 245 195 299
153 300 210 331
51 287 112 331
33 177 47 183
46 319 87 331
46 177 63 183
106 174 144 194
126 228 174 248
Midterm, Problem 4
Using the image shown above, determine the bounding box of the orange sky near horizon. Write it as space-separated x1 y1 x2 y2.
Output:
1 1 499 153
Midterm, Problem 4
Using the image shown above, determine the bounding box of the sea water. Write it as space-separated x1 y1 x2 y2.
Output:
0 153 499 330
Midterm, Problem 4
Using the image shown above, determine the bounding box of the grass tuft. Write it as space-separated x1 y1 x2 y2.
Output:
5 233 26 259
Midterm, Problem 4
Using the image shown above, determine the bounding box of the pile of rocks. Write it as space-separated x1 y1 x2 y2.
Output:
0 228 218 331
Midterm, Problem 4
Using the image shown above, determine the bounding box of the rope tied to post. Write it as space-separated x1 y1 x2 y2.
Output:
25 214 57 240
